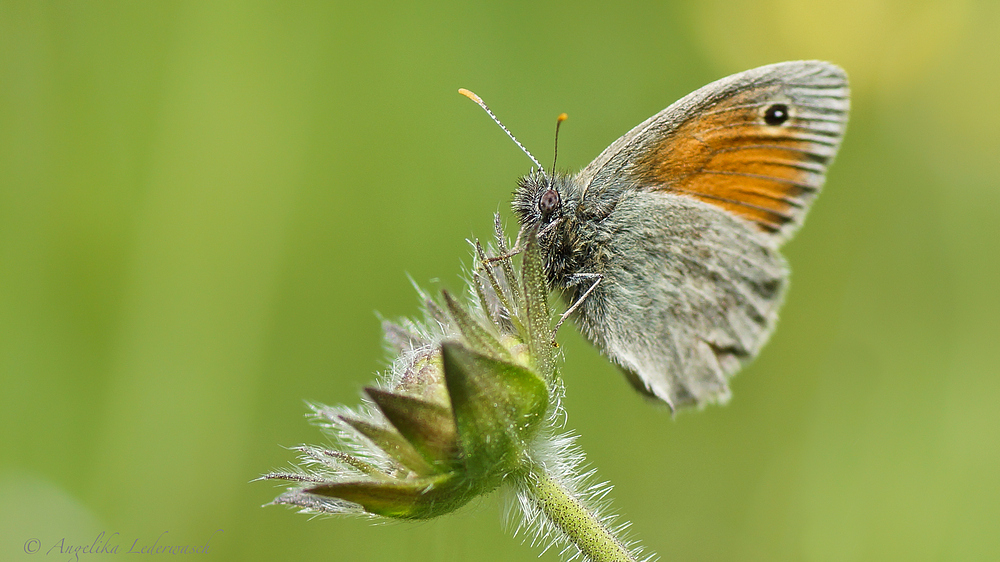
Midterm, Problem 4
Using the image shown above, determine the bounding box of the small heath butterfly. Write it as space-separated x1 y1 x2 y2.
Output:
464 61 849 411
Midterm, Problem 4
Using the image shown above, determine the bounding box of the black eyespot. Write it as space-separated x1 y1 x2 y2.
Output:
764 103 790 126
539 188 560 219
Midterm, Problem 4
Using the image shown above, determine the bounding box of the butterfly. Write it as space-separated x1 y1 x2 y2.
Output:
467 61 849 411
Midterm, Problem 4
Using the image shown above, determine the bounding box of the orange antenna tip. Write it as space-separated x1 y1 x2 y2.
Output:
551 112 569 173
458 88 483 104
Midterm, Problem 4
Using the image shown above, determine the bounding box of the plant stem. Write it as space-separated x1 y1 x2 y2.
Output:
529 470 637 562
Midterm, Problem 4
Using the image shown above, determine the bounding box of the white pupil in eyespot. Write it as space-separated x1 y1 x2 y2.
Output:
764 104 789 126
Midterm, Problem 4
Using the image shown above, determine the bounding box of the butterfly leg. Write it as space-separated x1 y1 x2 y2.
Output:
553 273 602 337
537 217 563 240
482 219 527 267
483 217 565 266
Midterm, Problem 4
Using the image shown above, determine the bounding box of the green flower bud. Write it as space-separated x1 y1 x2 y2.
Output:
260 218 651 562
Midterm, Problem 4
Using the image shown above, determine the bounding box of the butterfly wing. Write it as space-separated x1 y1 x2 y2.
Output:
577 60 849 243
568 61 848 409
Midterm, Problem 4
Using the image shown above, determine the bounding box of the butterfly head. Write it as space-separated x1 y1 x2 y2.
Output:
513 170 569 231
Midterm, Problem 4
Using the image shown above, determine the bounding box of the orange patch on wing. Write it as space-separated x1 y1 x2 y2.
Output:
635 90 836 232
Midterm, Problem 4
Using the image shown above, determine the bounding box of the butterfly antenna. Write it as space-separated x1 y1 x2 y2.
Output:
458 88 544 172
551 112 568 174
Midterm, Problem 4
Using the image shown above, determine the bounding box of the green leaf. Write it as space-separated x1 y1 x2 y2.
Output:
442 290 510 360
494 213 521 307
306 473 471 519
365 387 457 469
475 237 524 337
441 341 548 484
338 415 435 476
521 228 556 382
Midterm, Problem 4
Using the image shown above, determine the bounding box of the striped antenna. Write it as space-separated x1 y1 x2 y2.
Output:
458 88 544 172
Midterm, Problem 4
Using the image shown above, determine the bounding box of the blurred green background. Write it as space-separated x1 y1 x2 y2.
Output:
3 1 998 560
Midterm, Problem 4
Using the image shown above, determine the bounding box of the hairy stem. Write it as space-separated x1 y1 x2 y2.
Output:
528 471 636 562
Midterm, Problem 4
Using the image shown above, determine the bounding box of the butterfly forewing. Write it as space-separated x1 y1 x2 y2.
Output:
586 61 849 242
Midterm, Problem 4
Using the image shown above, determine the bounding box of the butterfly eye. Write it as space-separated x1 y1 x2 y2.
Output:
763 103 790 126
539 188 561 219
